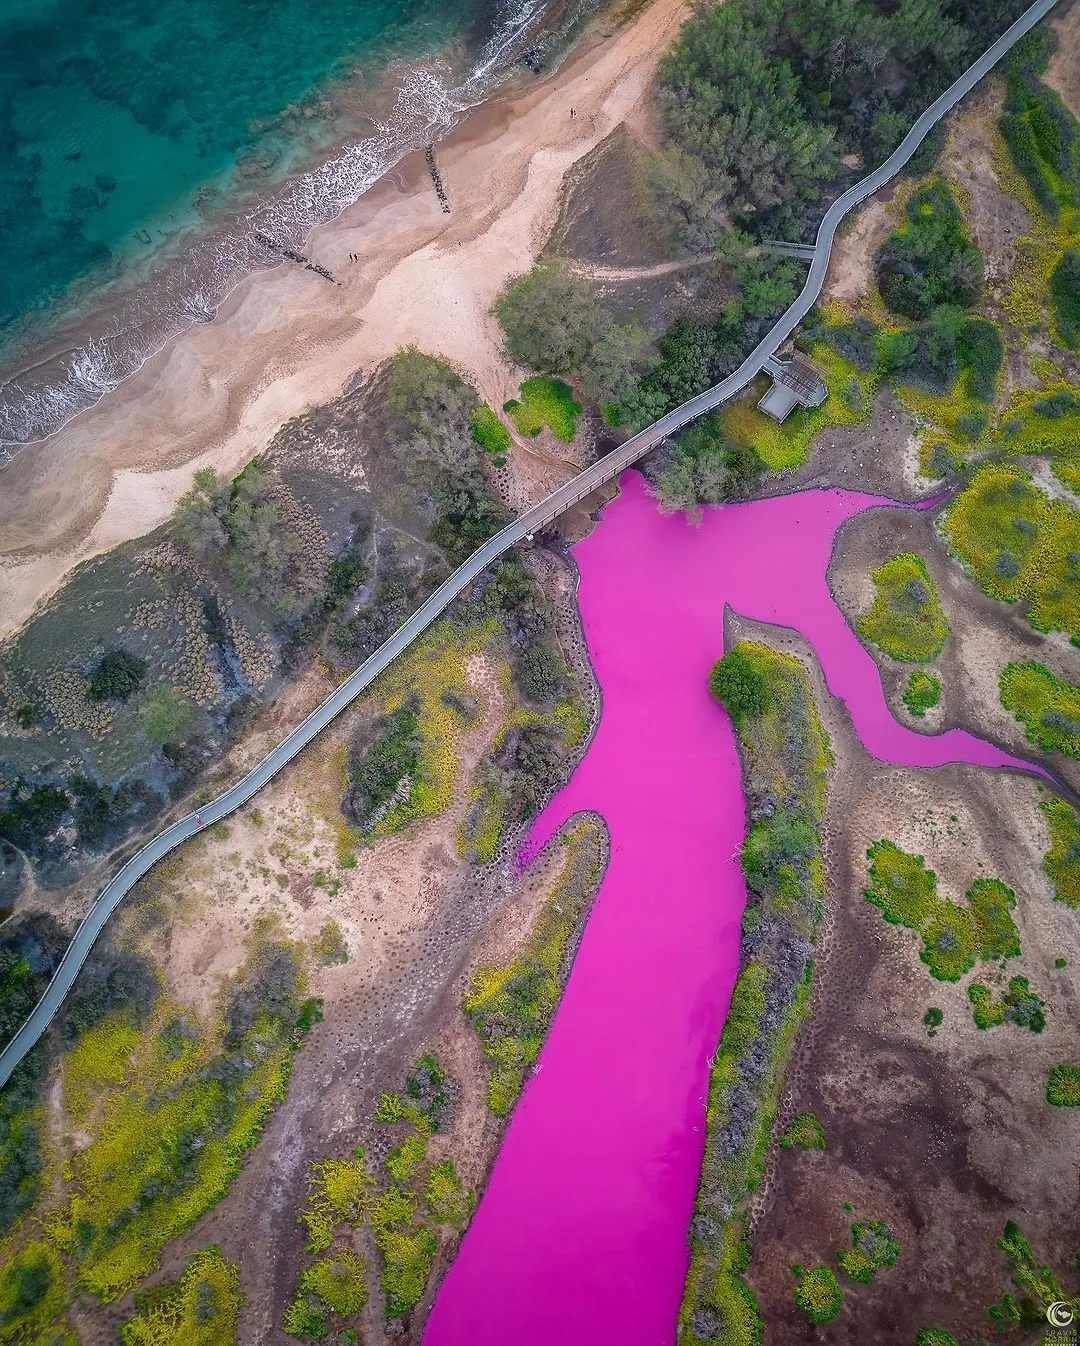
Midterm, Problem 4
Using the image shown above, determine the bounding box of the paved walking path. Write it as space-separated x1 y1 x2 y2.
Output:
0 0 1060 1090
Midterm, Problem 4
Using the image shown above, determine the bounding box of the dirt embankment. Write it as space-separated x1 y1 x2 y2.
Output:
728 615 1080 1344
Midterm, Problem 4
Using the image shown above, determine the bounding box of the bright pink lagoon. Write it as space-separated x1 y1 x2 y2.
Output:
424 473 1038 1346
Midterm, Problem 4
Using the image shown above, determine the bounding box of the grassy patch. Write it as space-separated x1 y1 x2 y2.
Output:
503 378 581 444
779 1111 826 1151
857 553 949 662
836 1220 901 1284
721 344 875 473
54 919 312 1302
903 670 941 717
792 1264 844 1324
1000 662 1080 756
119 1247 243 1346
1042 797 1080 907
467 819 604 1116
1047 1064 1080 1106
942 464 1080 640
469 404 511 463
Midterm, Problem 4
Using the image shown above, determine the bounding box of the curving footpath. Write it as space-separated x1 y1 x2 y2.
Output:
0 0 1060 1091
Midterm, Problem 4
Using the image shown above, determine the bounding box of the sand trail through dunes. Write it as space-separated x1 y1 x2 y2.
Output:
0 0 689 638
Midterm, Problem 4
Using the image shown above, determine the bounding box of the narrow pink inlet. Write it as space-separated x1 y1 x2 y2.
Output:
424 472 1041 1346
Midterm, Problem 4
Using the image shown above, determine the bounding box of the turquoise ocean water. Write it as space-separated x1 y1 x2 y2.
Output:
0 0 584 454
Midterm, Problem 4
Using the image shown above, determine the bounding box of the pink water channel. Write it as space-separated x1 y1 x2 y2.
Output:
424 472 1041 1346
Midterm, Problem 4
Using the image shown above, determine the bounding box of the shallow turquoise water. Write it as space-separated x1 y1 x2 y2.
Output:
0 0 492 338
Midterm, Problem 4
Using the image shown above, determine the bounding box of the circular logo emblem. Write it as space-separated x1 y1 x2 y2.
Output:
1047 1302 1074 1328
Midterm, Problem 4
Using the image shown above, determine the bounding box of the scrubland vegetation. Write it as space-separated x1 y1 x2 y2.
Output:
1042 797 1080 907
0 916 317 1343
990 1222 1080 1324
944 466 1079 642
835 1220 901 1284
118 1247 243 1346
681 642 831 1346
999 662 1080 756
466 818 604 1115
857 553 949 662
864 839 1021 981
791 1264 843 1324
779 1111 826 1151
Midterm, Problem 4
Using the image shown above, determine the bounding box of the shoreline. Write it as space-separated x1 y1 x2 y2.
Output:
0 0 687 640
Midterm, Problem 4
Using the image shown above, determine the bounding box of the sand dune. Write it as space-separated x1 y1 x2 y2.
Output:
0 0 688 639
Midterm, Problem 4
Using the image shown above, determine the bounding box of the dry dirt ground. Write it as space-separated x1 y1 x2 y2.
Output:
728 615 1080 1344
827 499 1080 801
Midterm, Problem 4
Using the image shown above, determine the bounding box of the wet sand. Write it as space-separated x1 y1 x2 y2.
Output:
0 0 688 638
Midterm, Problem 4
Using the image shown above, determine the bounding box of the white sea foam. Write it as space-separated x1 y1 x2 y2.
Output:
0 0 577 459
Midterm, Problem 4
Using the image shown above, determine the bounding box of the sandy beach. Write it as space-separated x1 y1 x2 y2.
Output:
0 0 687 639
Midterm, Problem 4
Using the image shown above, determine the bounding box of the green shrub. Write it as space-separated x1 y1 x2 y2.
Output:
923 1007 943 1031
792 1264 844 1324
836 1220 901 1284
857 553 949 662
968 981 1007 1028
495 259 608 374
903 670 941 716
915 1332 959 1346
1047 1064 1080 1106
87 649 148 703
709 649 771 725
347 702 422 828
966 879 1021 960
969 976 1045 1032
1042 797 1080 907
779 1111 826 1151
504 378 582 443
1000 662 1080 757
424 1160 474 1230
957 318 1004 400
1051 249 1080 347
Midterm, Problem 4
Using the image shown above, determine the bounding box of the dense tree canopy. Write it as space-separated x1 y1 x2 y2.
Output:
650 0 1029 248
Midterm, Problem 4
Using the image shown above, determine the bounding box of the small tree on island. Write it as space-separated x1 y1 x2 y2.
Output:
709 648 770 726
